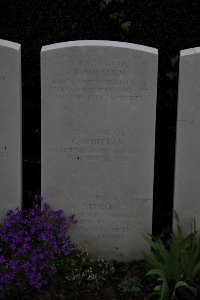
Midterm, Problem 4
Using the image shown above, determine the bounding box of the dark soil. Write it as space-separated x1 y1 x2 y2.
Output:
33 261 155 300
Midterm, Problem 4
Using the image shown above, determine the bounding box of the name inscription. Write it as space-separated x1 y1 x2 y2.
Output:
68 192 146 242
48 128 143 162
48 58 148 105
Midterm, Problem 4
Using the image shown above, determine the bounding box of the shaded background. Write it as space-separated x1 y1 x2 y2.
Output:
0 0 200 235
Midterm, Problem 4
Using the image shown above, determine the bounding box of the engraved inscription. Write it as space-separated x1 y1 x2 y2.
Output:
74 68 124 76
48 128 143 162
48 58 148 105
0 75 8 87
0 145 8 158
42 44 157 259
191 209 200 219
68 192 145 242
71 59 128 68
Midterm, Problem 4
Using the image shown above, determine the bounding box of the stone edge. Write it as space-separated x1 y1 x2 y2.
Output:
181 47 200 56
0 39 21 50
41 40 158 55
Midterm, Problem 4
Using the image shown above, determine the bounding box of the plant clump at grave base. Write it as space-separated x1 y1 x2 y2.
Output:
55 247 115 291
0 197 115 300
0 196 77 299
143 213 200 300
2 198 200 300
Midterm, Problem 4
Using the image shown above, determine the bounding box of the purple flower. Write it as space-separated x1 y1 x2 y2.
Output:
44 202 50 211
69 213 78 224
0 197 77 298
0 256 6 264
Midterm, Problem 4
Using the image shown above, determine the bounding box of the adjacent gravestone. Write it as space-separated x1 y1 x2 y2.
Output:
0 39 22 217
41 40 158 261
174 47 200 232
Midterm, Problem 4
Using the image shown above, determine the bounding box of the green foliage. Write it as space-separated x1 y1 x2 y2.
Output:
55 247 115 291
99 0 131 31
143 213 200 300
166 70 177 81
100 0 125 10
166 55 179 81
109 10 124 20
118 274 142 295
170 55 179 67
120 21 131 31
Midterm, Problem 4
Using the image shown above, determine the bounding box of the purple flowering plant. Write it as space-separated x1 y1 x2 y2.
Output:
0 196 77 299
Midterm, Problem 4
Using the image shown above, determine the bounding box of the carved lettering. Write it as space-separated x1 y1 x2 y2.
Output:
49 59 148 106
0 145 8 158
47 127 144 162
0 75 8 87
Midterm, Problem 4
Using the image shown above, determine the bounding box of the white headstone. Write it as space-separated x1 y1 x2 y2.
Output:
0 39 22 217
174 47 200 232
41 40 158 261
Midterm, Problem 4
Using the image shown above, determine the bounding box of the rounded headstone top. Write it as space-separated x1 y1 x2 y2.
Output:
41 40 158 55
181 47 200 57
0 39 20 50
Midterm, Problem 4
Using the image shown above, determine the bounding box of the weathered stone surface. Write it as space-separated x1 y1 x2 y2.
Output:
41 40 158 261
174 47 200 232
0 39 22 218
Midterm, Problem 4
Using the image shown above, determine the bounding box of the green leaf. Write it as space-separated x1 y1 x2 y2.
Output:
173 211 186 239
109 11 124 20
166 70 177 81
154 284 162 293
121 21 131 31
99 2 106 10
142 251 164 270
147 268 166 280
104 0 112 4
160 279 170 300
191 261 200 279
143 234 169 261
144 213 200 299
173 281 198 299
171 55 179 67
